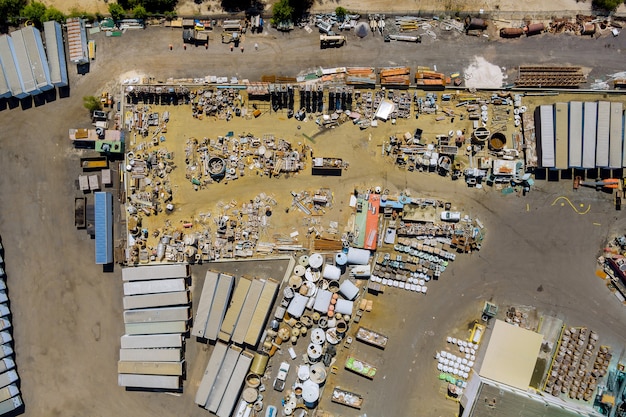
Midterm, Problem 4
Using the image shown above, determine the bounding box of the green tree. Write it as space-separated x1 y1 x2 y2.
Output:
132 4 147 19
108 3 125 21
83 96 102 112
21 1 47 27
271 0 293 25
43 6 65 23
0 0 27 29
592 0 622 11
335 6 347 22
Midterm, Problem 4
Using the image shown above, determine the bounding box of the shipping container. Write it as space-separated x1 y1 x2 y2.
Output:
596 101 611 167
195 341 228 406
124 321 188 335
204 274 234 341
191 270 219 338
21 27 53 91
122 264 189 281
0 370 18 389
94 192 113 264
0 35 27 98
123 278 186 296
244 278 279 347
120 334 182 349
43 21 68 87
0 305 9 318
118 373 180 390
609 102 623 169
123 291 189 310
0 395 22 414
206 345 242 412
123 306 190 324
218 277 251 343
216 350 253 417
568 101 583 168
0 345 13 360
66 18 88 64
537 105 555 168
8 29 40 95
117 360 184 376
0 59 10 98
230 278 263 345
119 348 181 362
0 358 14 374
0 384 19 403
582 102 597 168
0 318 10 332
554 103 569 169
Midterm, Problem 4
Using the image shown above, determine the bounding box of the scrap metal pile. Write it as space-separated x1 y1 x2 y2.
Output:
125 85 190 105
515 66 586 88
184 133 306 188
190 88 244 120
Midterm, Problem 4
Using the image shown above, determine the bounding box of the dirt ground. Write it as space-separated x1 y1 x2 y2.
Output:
42 0 626 16
0 18 625 417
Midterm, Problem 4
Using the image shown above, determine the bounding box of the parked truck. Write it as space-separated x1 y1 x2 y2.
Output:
273 361 290 391
0 370 18 389
0 395 22 414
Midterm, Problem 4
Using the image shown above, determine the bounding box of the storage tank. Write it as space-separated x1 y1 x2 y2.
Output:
499 27 524 38
465 17 488 30
581 23 596 36
525 23 545 36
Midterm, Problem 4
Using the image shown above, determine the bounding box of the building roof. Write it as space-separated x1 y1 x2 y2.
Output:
479 320 543 390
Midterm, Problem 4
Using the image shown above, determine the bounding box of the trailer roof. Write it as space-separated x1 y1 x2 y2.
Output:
0 35 25 97
9 29 38 94
21 27 51 90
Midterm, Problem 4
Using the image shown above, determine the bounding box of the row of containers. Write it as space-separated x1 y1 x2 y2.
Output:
118 264 191 390
0 21 69 100
0 238 24 414
535 101 626 171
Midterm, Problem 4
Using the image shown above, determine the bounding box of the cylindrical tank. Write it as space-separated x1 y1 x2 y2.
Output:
335 252 348 266
500 27 524 38
250 351 270 375
489 132 507 150
581 23 596 36
525 23 545 36
465 17 488 30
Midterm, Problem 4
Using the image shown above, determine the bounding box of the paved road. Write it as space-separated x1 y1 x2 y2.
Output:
0 22 625 417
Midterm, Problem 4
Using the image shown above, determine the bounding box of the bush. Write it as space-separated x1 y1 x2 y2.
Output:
21 1 46 27
335 6 347 21
108 3 125 21
132 5 147 19
83 95 102 112
271 0 292 25
593 0 623 10
43 6 65 23
0 0 27 29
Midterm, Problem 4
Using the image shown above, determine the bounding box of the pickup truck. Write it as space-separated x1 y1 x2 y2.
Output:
272 362 290 392
440 211 461 222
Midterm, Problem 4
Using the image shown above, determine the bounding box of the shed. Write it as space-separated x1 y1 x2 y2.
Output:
94 192 113 264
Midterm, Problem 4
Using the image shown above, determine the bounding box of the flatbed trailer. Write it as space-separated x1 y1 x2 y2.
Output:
331 387 363 409
345 356 377 379
355 327 388 349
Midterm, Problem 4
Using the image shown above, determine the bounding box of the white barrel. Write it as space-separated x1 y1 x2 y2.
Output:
307 343 323 362
293 265 306 277
302 380 320 408
308 253 324 269
335 252 348 266
347 247 370 265
322 264 341 280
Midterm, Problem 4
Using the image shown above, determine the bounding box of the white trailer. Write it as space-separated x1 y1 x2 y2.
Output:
195 341 228 407
582 102 597 169
9 29 40 95
43 21 68 87
123 278 186 296
118 373 180 390
0 305 9 318
218 277 251 342
0 35 27 98
119 348 181 362
0 346 12 360
231 278 264 345
123 291 189 310
191 270 219 339
0 59 10 98
0 332 11 345
554 102 569 170
120 334 182 349
244 278 279 347
538 105 555 168
609 101 623 169
123 306 189 324
568 101 583 168
216 350 253 417
0 395 22 414
21 26 53 91
204 274 234 341
122 264 189 281
206 345 242 413
0 370 18 389
125 321 188 335
0 319 9 333
0 384 19 403
0 359 14 374
596 101 611 167
118 360 184 376
0 293 7 304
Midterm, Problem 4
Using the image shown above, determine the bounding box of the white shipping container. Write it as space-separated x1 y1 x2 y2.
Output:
124 321 188 335
0 305 10 318
609 102 623 169
0 345 13 360
117 360 184 376
191 271 219 338
204 273 234 341
0 370 18 389
122 264 189 281
0 395 22 414
539 105 555 168
0 384 19 403
119 348 181 362
206 345 242 413
596 101 611 167
123 306 189 324
216 351 253 417
0 358 14 374
118 373 180 390
195 341 228 407
123 278 186 296
582 102 598 168
120 334 182 349
123 291 189 310
568 102 583 168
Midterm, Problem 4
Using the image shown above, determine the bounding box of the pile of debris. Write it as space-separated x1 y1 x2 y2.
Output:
189 88 244 120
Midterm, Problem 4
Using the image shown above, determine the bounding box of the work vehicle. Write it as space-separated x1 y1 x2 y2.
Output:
320 35 346 49
273 361 290 391
80 156 108 171
440 211 461 222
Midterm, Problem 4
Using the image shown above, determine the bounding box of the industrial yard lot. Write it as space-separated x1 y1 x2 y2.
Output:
0 11 626 417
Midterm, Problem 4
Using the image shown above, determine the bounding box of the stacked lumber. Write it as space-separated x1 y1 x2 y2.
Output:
380 67 410 86
313 237 344 251
346 67 376 85
415 70 446 86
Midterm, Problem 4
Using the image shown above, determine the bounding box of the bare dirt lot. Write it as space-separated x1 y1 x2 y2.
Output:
0 16 625 417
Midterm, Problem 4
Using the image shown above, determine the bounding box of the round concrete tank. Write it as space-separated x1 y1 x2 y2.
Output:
472 127 490 143
489 132 507 150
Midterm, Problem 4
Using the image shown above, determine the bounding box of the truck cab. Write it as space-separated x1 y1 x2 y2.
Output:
273 362 290 392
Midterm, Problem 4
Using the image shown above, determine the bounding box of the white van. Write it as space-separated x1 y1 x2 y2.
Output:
441 211 461 222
